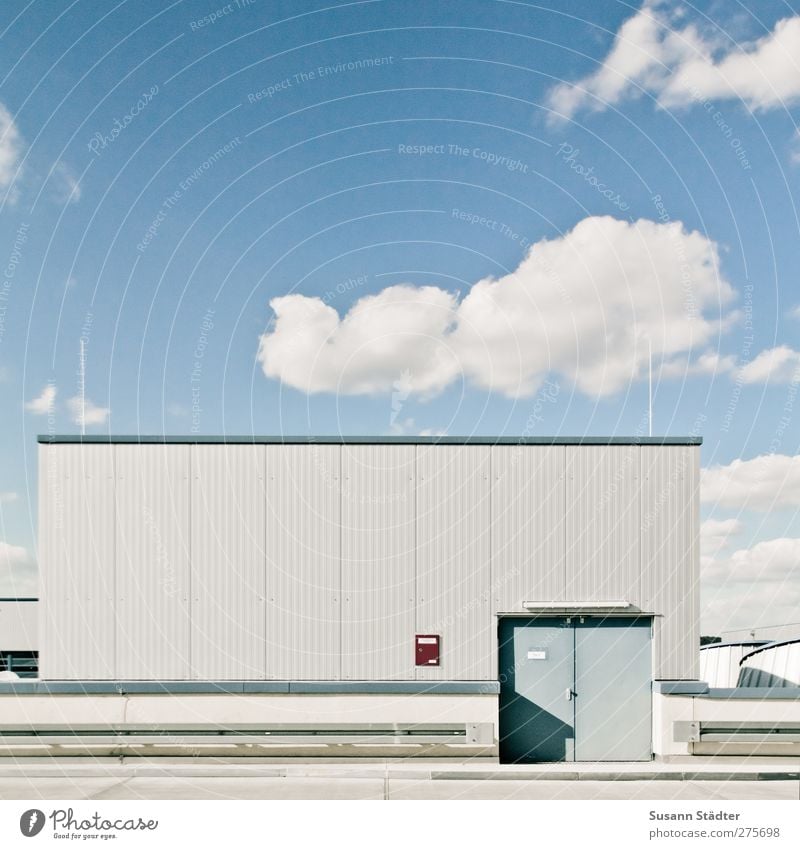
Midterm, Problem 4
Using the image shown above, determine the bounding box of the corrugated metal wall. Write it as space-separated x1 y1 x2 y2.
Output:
699 642 767 688
738 641 800 687
265 445 341 680
416 445 491 681
115 444 191 679
640 445 699 679
39 442 699 681
192 445 266 679
39 443 115 679
341 444 415 680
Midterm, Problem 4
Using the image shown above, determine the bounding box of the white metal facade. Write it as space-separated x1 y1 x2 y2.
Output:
699 641 768 688
38 439 699 681
738 640 800 687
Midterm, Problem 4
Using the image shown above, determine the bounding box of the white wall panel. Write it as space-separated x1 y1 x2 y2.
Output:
191 445 266 680
491 445 565 609
416 445 491 680
38 444 115 678
115 445 191 679
641 445 699 679
265 445 340 679
565 445 640 604
341 445 415 680
39 441 701 682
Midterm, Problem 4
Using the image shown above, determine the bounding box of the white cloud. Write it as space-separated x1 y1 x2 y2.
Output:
702 453 800 510
260 285 460 397
0 101 23 193
661 349 737 378
0 540 36 597
387 417 448 437
549 3 800 119
738 345 800 384
791 130 800 165
24 384 56 415
259 216 734 399
67 395 110 427
0 492 18 504
788 304 800 319
702 537 800 636
700 518 742 556
52 161 81 204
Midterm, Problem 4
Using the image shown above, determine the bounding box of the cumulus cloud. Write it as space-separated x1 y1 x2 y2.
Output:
661 349 737 378
24 384 57 415
702 453 800 510
0 101 23 192
702 537 800 635
549 3 800 119
52 161 81 204
0 540 36 596
738 345 800 384
259 216 734 399
700 518 742 556
67 395 110 427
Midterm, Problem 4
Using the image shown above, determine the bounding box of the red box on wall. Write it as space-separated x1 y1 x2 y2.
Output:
415 634 440 666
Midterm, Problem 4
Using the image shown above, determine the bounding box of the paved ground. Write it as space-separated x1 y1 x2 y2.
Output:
0 776 797 800
0 758 797 800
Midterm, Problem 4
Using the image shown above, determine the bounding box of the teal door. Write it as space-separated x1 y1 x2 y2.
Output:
498 617 652 763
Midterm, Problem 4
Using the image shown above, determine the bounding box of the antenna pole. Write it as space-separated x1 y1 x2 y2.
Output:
80 337 86 437
648 335 653 438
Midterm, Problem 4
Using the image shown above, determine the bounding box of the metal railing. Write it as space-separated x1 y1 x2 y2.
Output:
0 722 495 751
674 721 800 744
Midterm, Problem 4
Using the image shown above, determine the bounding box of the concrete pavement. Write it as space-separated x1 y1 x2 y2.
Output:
0 757 797 800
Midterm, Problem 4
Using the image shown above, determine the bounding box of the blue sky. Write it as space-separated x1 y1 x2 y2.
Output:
1 0 799 636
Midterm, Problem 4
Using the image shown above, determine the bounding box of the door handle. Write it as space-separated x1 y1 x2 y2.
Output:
565 687 573 701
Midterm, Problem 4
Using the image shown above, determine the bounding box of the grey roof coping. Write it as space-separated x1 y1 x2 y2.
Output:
38 435 702 446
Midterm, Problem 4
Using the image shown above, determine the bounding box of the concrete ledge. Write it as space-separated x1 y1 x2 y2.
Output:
0 762 796 782
0 681 500 696
703 687 800 700
653 682 800 699
431 770 800 781
653 681 710 695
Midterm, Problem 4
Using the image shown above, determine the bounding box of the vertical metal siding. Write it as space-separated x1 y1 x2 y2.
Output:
38 443 115 679
115 444 191 679
565 445 640 604
341 445 415 680
416 445 491 680
491 445 566 608
699 643 764 688
641 445 699 679
190 445 266 680
265 444 340 679
39 442 700 683
739 642 800 687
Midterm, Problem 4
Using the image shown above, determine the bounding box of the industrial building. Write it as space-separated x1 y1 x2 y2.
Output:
699 641 769 688
738 639 800 688
31 434 700 763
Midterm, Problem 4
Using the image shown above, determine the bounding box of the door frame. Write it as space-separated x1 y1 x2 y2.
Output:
497 613 654 763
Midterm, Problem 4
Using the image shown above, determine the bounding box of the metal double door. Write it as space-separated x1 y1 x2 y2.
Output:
498 617 652 762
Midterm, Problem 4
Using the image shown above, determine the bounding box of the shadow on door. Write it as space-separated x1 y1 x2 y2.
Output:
498 616 652 763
